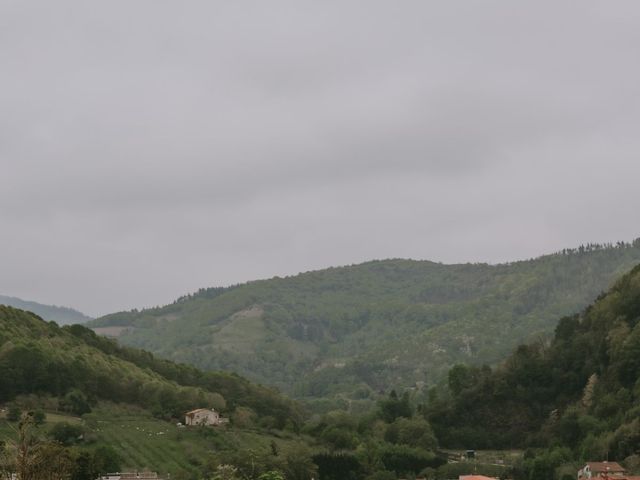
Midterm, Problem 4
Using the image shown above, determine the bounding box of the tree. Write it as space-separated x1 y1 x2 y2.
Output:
313 452 361 480
210 465 241 480
581 374 598 410
71 451 95 480
378 444 439 476
232 407 257 428
48 422 85 446
32 410 46 426
384 417 438 451
7 414 74 480
366 471 396 480
379 392 412 423
283 445 317 480
0 438 14 480
60 390 91 416
91 445 122 475
6 405 21 422
448 364 477 396
321 426 358 450
258 471 284 480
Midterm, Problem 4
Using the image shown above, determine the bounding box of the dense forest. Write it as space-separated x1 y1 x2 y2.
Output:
0 306 310 479
90 241 640 407
0 306 300 427
5 257 640 480
423 263 640 478
0 308 448 480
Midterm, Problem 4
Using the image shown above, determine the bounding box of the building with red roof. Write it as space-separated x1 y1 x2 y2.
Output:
459 476 498 480
578 462 626 479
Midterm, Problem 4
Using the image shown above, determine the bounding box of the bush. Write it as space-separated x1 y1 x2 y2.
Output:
378 444 441 475
60 390 91 416
48 422 85 446
6 405 21 422
92 445 122 474
366 471 396 480
33 409 46 425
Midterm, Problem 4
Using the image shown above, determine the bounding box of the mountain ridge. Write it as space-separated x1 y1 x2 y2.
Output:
0 305 302 427
89 240 640 405
0 294 92 325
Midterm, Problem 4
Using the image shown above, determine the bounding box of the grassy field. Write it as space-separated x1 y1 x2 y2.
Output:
0 403 313 478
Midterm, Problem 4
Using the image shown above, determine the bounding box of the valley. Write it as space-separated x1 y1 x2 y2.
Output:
3 243 640 480
90 242 640 408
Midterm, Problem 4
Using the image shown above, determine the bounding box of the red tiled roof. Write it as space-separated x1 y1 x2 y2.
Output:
586 462 626 473
459 476 498 480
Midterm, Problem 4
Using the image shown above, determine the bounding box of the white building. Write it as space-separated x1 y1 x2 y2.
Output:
184 408 227 426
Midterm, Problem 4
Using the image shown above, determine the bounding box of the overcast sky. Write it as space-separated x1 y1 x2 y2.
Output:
2 1 640 316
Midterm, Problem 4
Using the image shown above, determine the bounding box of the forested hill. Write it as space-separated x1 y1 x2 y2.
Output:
0 294 91 325
426 262 640 461
91 241 640 403
0 306 301 427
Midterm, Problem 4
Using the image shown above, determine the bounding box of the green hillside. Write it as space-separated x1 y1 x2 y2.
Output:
0 306 447 480
423 262 640 478
0 306 301 427
90 241 640 403
0 294 91 325
0 404 314 479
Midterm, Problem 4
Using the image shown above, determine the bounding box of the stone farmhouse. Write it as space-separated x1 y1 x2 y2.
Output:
577 462 640 480
184 408 228 426
459 476 498 480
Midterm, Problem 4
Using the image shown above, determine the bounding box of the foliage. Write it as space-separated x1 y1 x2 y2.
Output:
384 417 437 451
32 410 46 426
313 452 362 480
377 443 441 475
60 390 92 416
0 306 301 428
6 405 21 422
378 391 412 423
258 471 284 480
210 464 241 480
1 403 315 480
282 445 317 480
48 422 85 446
425 263 640 471
1 414 74 480
88 241 640 401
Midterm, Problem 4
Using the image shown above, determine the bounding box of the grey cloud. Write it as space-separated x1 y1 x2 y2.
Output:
1 1 640 315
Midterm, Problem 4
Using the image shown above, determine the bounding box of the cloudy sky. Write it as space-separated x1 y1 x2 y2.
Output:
1 1 640 316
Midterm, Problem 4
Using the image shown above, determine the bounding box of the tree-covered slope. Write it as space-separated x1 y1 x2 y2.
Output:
0 294 92 325
426 262 640 457
91 241 640 400
0 306 301 427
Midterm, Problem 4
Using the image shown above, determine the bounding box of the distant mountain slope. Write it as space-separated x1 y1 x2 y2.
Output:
90 241 640 401
0 306 301 427
0 294 92 325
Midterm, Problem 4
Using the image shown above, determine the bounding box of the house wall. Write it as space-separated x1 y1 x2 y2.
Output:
185 410 221 426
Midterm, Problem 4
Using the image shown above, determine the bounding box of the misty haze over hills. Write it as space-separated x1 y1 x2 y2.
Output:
0 295 92 325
